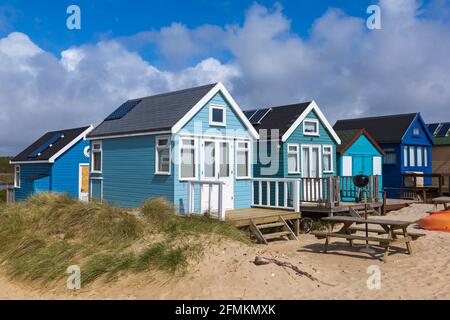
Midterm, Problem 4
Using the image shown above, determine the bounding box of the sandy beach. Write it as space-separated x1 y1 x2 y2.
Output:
0 203 449 300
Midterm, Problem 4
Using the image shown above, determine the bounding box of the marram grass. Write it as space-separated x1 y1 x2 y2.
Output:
0 193 249 286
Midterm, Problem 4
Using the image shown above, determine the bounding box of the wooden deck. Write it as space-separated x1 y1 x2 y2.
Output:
226 207 300 228
300 201 383 215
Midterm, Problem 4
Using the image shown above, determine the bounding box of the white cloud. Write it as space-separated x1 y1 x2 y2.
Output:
0 35 238 155
1 0 450 155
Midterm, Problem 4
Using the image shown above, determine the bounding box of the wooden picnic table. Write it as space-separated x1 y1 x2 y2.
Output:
432 196 450 211
312 216 424 262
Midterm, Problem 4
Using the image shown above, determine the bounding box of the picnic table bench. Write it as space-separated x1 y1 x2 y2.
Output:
312 216 424 262
432 196 450 211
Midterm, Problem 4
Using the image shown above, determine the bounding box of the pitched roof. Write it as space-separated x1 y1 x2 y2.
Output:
333 113 418 144
88 83 217 138
244 102 311 138
11 126 92 163
335 129 384 155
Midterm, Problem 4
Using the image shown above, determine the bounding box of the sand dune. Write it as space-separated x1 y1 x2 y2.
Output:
0 203 449 300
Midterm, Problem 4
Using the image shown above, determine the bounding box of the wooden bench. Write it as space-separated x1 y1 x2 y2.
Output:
347 226 425 240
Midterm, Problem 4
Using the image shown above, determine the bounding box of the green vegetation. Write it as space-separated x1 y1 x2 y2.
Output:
0 157 12 173
0 190 5 203
0 194 249 286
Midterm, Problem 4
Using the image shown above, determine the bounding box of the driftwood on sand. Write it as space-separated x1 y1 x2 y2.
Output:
254 256 335 287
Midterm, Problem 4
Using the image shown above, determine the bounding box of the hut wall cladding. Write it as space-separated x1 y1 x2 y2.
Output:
432 146 450 174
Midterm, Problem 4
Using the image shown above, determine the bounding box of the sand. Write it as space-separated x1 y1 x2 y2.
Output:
0 203 449 300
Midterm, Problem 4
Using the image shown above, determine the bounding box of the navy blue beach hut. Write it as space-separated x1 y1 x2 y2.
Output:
10 126 93 201
334 113 434 198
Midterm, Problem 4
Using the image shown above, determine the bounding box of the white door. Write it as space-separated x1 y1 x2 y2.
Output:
301 145 322 201
200 139 234 212
79 164 89 202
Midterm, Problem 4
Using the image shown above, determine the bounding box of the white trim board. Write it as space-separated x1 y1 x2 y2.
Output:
10 125 94 165
171 82 259 140
281 101 341 144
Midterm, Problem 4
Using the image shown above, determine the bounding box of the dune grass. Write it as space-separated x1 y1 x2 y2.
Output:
0 194 250 286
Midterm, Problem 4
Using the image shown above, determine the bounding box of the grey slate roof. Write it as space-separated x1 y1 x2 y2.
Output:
88 83 217 138
244 102 311 138
12 126 90 162
333 113 418 144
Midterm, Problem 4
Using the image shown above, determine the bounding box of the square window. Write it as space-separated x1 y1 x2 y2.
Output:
210 105 226 126
303 120 319 135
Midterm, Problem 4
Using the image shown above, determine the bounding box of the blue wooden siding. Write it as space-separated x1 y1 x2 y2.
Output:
98 135 174 209
34 175 50 193
254 140 285 178
338 134 383 200
15 163 52 201
51 138 90 198
383 115 434 197
91 179 102 201
174 92 254 213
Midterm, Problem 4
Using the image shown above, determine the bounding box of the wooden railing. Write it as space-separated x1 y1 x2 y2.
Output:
6 185 15 204
252 175 381 211
252 178 300 212
187 180 226 221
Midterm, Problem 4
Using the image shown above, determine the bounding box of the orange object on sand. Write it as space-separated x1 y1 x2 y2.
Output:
419 210 450 232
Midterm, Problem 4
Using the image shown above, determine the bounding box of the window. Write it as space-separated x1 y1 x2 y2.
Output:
383 148 396 164
180 138 196 179
403 146 408 167
209 105 226 126
409 146 415 167
424 147 428 167
287 144 299 174
14 165 20 188
413 127 420 137
417 146 423 167
203 141 216 178
236 141 250 178
323 145 333 173
219 142 230 178
303 119 319 136
156 136 171 174
91 141 102 173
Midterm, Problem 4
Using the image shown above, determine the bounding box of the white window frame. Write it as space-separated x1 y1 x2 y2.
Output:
287 144 300 174
322 145 334 173
409 146 415 167
209 104 226 127
179 137 198 181
91 141 102 173
373 156 382 176
417 146 423 167
303 119 319 136
413 127 420 137
424 147 428 167
14 165 20 188
342 156 352 177
236 140 251 179
155 135 171 175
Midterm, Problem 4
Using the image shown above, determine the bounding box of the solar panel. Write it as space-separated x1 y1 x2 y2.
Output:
243 110 257 120
28 133 64 158
436 123 450 137
250 108 271 124
105 99 141 121
427 123 439 136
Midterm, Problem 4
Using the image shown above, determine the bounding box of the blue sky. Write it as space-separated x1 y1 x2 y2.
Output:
2 0 378 64
0 0 449 155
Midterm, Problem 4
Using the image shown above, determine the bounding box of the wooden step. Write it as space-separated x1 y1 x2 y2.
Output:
257 222 285 229
263 231 292 240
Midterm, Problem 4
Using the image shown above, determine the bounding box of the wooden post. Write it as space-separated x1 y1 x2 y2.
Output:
382 191 387 216
188 182 194 213
327 177 334 208
218 183 225 221
438 175 443 196
293 180 300 212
